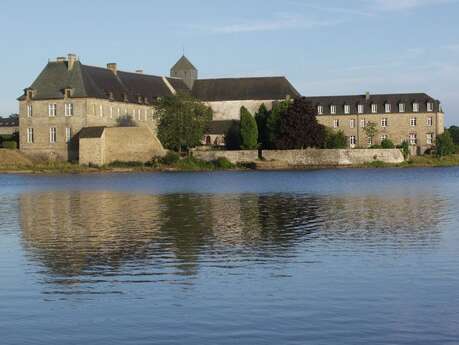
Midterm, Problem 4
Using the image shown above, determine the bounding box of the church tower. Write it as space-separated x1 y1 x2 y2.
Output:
170 55 198 90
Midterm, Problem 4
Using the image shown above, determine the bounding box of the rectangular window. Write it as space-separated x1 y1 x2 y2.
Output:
413 103 419 112
110 107 113 119
138 109 142 121
26 128 34 144
427 133 433 145
145 109 148 121
381 118 388 128
93 104 96 115
49 127 57 144
330 105 336 114
344 105 350 114
399 103 405 113
409 133 417 145
410 118 417 127
27 104 33 117
358 104 364 114
100 105 103 117
368 136 373 147
385 103 391 113
349 119 356 128
427 102 434 112
65 128 72 143
317 105 323 115
381 134 388 142
349 136 356 148
117 108 121 117
360 119 366 128
427 117 433 126
371 104 378 113
333 119 340 128
65 103 74 116
48 104 57 117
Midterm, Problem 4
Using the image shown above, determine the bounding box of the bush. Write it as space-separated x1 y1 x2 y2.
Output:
2 141 17 149
239 107 258 150
160 151 180 165
324 129 347 149
397 141 410 160
225 121 241 150
436 131 456 157
213 157 235 169
381 138 395 149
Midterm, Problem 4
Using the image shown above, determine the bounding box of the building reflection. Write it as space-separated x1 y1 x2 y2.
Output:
19 191 446 290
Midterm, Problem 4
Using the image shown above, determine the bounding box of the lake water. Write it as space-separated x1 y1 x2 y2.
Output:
1 169 459 345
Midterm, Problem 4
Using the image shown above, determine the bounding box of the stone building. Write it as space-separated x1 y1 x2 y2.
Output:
0 116 19 136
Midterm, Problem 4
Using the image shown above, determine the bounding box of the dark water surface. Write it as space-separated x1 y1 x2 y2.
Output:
1 169 458 345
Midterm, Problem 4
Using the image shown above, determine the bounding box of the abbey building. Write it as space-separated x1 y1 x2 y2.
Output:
18 54 444 161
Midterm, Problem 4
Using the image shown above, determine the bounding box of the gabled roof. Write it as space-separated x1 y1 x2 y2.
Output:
171 55 197 72
18 61 188 103
306 93 441 115
191 76 300 102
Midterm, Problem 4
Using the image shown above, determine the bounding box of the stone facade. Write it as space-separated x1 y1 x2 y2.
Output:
79 127 165 166
207 100 275 121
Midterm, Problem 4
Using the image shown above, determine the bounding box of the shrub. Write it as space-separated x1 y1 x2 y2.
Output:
397 140 410 160
436 131 456 157
160 151 180 165
2 141 17 149
239 107 258 150
225 121 241 150
266 99 290 149
381 138 395 149
255 104 270 149
324 129 347 149
213 157 235 169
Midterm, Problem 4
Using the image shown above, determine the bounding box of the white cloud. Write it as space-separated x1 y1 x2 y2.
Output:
371 0 457 11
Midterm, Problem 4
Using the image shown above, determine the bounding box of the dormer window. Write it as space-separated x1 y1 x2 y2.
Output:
371 104 378 113
107 91 114 101
330 105 336 114
317 105 323 115
427 102 434 112
123 93 128 102
64 88 73 98
138 96 143 104
413 102 419 112
344 104 350 114
25 88 35 100
358 104 364 114
385 103 391 113
144 97 149 105
399 103 405 113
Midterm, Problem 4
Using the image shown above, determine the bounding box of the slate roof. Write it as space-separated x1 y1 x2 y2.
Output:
171 55 197 72
18 61 188 103
191 77 300 102
0 117 19 127
307 93 441 115
205 120 239 135
78 127 106 139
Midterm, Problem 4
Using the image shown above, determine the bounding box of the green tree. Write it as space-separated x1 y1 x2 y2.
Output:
274 97 326 149
225 120 241 150
364 121 378 146
155 92 212 153
324 129 347 149
436 131 456 157
448 126 459 145
255 104 270 149
266 99 290 149
239 107 258 150
381 138 395 149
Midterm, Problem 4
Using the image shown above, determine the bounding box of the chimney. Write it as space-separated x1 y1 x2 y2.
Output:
56 57 66 62
107 63 117 75
67 53 77 70
365 92 370 101
135 69 144 74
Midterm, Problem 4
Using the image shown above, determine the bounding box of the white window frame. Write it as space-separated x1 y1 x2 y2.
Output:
49 127 57 144
427 102 434 112
349 136 356 148
410 117 417 127
427 117 433 127
371 104 378 114
27 104 33 117
381 118 388 128
399 103 405 113
385 103 391 113
317 105 323 115
426 133 433 145
413 103 419 113
110 107 113 119
409 133 417 145
65 103 74 117
330 105 336 115
333 119 340 128
367 136 373 147
358 104 364 114
48 103 57 117
360 119 366 128
344 105 350 114
26 128 34 144
65 128 72 143
349 119 355 129
100 105 103 117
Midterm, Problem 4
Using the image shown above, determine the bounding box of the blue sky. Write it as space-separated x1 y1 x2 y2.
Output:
0 0 458 124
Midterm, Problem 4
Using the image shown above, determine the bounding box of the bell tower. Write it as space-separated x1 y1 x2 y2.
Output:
170 55 198 90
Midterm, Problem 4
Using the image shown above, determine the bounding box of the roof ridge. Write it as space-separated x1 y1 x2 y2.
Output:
197 76 287 81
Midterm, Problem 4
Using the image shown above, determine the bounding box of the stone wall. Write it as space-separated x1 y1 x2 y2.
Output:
79 127 165 166
207 100 274 121
192 150 259 164
193 148 404 166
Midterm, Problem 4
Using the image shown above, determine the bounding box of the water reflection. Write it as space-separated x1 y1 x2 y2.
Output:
19 191 446 294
